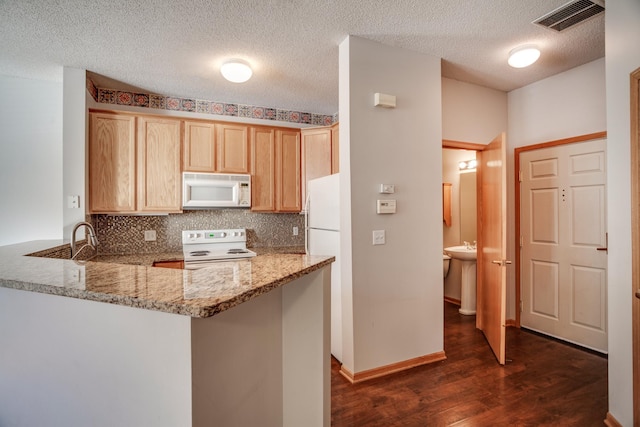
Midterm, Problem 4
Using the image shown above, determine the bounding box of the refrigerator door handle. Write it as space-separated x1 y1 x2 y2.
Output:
304 193 310 255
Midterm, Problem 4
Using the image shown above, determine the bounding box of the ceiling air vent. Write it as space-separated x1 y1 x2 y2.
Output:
533 0 605 32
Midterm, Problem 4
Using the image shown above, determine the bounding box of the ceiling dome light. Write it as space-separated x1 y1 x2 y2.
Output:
508 45 541 68
221 59 253 83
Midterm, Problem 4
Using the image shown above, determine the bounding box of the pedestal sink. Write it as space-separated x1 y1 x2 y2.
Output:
444 246 477 315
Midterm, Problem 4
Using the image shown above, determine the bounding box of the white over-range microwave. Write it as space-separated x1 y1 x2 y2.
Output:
182 172 251 209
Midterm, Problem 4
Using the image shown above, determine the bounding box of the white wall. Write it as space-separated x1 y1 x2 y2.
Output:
0 75 63 245
508 58 606 147
63 68 88 238
605 0 640 424
442 78 507 144
339 36 443 374
506 58 606 320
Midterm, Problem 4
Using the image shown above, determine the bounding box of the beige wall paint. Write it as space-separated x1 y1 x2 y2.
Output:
442 77 507 144
605 0 640 423
339 36 443 374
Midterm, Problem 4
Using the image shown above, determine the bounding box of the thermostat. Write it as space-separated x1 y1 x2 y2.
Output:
376 199 396 214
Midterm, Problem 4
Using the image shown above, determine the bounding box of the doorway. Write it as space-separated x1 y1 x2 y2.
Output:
443 147 478 306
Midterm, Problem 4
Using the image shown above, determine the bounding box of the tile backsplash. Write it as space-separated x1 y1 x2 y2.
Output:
94 210 305 255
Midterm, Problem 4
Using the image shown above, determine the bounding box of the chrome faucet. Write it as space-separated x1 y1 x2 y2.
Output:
70 221 98 259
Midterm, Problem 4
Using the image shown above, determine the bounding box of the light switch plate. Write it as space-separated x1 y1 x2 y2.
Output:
373 230 385 245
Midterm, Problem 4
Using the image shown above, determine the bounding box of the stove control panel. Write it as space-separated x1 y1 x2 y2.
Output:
182 229 247 244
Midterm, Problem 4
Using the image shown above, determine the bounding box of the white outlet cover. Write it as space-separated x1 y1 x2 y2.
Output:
144 230 157 241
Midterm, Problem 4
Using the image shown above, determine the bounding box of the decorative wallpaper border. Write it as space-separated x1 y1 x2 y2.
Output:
86 78 338 126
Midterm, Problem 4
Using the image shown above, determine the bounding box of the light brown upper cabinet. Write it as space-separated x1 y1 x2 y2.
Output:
137 116 182 213
301 127 333 205
251 127 276 211
183 120 216 172
331 122 339 174
89 111 182 214
217 123 249 173
250 127 301 212
89 112 137 213
275 129 302 212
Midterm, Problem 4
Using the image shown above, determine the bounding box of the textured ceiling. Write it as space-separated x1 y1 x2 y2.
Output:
0 0 604 115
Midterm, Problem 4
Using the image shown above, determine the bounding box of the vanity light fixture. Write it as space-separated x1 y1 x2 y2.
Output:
221 59 253 83
459 159 478 171
508 45 541 68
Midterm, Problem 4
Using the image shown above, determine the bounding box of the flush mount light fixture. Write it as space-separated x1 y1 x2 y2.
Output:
221 59 253 83
508 45 541 68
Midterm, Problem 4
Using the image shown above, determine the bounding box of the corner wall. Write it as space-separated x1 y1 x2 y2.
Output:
339 36 443 374
63 67 88 238
605 0 640 423
0 75 63 245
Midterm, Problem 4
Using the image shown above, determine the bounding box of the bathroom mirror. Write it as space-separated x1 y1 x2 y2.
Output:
459 172 477 243
443 183 452 227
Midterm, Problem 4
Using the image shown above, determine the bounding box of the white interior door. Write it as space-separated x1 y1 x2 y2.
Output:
520 139 607 353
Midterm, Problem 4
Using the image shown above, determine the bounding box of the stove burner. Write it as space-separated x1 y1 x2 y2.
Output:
227 248 249 254
190 250 210 257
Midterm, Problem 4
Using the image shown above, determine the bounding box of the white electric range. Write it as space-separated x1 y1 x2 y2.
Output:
181 228 256 270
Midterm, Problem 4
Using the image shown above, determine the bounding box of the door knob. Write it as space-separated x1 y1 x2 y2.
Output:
492 260 512 266
636 290 640 299
596 233 608 253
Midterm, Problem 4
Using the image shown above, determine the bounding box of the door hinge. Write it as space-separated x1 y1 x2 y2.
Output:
519 170 523 182
520 300 523 313
520 235 524 248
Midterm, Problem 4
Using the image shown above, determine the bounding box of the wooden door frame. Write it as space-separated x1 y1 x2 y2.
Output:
631 67 640 426
514 131 607 328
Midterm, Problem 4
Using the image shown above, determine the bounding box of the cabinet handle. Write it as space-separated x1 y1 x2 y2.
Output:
492 260 512 266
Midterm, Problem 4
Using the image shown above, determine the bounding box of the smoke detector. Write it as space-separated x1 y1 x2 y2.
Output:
533 0 605 32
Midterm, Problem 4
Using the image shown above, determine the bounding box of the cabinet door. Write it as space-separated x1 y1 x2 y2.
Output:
217 123 249 173
331 123 339 174
89 112 136 213
276 129 301 212
137 117 182 213
184 121 216 172
250 127 276 211
301 127 332 204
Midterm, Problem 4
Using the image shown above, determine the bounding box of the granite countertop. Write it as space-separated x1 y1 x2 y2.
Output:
0 241 332 318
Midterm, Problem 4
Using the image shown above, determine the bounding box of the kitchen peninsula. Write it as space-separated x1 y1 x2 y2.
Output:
0 240 332 427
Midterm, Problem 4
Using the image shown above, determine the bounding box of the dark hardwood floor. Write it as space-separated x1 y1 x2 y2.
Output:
331 302 608 426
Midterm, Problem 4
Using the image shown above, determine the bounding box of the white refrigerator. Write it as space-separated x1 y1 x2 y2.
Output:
306 173 342 362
